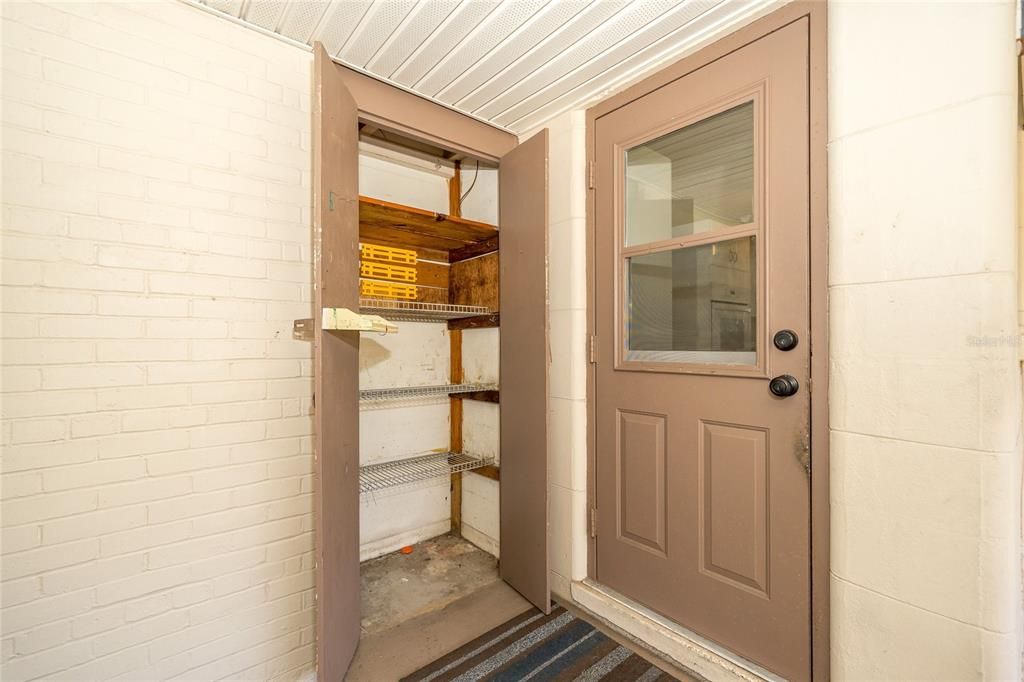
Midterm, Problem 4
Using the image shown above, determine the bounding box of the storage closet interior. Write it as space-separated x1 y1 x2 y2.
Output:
352 125 502 632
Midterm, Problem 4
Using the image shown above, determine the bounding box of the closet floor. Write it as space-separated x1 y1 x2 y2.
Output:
360 533 501 635
349 565 530 681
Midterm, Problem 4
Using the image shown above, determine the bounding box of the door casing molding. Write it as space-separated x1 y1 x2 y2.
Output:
311 50 518 680
329 62 518 162
584 4 828 679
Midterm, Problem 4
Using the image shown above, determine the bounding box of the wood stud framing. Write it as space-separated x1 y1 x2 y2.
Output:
449 164 464 536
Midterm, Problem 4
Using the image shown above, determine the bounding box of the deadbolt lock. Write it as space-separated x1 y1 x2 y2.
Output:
773 329 799 351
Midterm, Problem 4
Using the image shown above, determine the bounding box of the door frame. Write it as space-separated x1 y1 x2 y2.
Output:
311 50 518 679
327 62 516 162
583 4 829 679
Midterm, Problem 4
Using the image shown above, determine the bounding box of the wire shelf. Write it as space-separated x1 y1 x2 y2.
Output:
360 298 491 323
360 452 493 493
360 383 494 402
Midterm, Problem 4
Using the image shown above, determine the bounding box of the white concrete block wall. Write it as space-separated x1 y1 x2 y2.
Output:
1 1 318 679
460 328 500 556
357 320 453 561
1019 129 1024 338
542 112 589 599
828 1 1022 678
1019 123 1024 682
359 155 448 215
458 167 498 226
462 474 500 558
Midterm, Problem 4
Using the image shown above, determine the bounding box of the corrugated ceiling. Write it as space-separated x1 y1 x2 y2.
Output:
191 0 779 134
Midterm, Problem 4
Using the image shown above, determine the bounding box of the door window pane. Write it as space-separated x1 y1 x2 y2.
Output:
625 236 756 365
625 101 754 246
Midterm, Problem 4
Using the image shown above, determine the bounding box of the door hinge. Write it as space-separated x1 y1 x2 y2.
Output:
588 335 597 364
798 429 811 477
589 507 598 538
587 160 595 190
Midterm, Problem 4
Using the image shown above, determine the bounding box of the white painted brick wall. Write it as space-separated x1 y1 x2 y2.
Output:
1 1 317 679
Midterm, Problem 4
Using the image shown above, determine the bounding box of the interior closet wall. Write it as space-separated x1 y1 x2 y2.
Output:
460 328 501 557
460 167 500 557
356 154 499 560
356 155 450 559
459 168 498 225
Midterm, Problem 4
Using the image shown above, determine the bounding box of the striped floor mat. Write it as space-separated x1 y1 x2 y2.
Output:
402 604 681 681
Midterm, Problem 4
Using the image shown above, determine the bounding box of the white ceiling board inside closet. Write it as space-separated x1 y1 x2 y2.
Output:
191 0 780 134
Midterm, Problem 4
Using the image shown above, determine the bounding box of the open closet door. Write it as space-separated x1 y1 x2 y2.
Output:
312 43 360 681
499 130 550 613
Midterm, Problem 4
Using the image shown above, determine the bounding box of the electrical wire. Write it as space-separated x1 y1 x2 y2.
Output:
459 160 480 212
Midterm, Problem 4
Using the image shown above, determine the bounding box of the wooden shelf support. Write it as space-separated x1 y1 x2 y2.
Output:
468 464 500 481
450 235 499 263
447 313 500 330
451 389 499 403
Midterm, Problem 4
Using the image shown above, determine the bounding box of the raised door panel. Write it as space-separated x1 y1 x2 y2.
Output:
617 410 667 556
699 421 769 596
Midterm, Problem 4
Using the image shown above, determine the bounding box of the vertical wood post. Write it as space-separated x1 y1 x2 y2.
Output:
450 330 463 535
448 161 463 536
449 159 462 218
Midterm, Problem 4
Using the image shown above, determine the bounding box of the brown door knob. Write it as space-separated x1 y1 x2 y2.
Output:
769 374 800 397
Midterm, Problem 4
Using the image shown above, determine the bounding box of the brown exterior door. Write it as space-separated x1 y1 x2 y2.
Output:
499 130 551 613
312 43 361 681
593 20 811 680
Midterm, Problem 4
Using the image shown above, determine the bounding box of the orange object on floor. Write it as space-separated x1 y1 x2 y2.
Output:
400 546 414 555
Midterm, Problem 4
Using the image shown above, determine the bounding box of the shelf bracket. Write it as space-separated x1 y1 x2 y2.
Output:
293 318 314 340
321 308 398 334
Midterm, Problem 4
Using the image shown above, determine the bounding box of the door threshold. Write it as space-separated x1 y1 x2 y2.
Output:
570 580 783 682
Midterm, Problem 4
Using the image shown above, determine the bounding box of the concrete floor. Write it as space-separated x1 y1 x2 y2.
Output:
359 533 502 635
349 574 532 680
349 533 698 681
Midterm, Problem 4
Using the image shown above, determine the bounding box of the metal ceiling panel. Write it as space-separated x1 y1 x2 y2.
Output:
509 0 778 133
452 0 629 113
473 0 681 120
244 0 287 30
204 0 243 18
314 0 373 56
278 1 331 43
414 0 547 97
492 0 723 126
435 0 593 106
390 1 499 87
193 0 778 133
338 0 418 67
366 0 462 77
